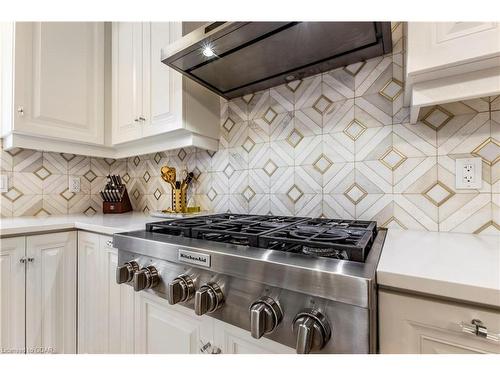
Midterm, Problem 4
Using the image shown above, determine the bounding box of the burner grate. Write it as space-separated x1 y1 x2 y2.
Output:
191 215 309 246
145 213 258 236
146 214 377 263
259 218 376 262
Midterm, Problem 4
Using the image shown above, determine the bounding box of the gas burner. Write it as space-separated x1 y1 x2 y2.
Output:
168 219 208 227
301 247 349 260
253 221 295 230
289 228 350 242
201 232 250 246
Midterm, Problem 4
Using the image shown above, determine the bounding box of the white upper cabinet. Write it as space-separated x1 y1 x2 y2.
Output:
10 22 105 144
111 22 143 144
405 22 500 123
141 22 182 138
1 21 219 157
111 22 219 152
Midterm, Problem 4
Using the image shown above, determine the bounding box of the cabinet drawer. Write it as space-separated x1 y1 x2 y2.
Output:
379 290 500 354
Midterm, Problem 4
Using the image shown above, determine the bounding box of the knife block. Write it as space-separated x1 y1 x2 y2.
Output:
103 189 132 214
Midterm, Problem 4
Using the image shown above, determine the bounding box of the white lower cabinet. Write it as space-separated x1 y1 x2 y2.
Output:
379 290 500 354
133 291 293 354
213 320 294 354
77 232 101 353
0 237 26 353
134 292 213 354
26 232 77 354
102 238 135 354
0 232 77 354
77 232 134 353
3 230 293 354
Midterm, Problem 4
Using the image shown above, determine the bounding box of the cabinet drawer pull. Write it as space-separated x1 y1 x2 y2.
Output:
460 319 500 343
19 257 27 264
106 240 113 247
27 257 34 263
139 116 146 121
199 340 221 354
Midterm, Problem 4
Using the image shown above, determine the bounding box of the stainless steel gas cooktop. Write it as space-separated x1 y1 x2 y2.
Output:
113 214 386 354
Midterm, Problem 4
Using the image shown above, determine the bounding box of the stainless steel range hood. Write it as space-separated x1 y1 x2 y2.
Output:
162 22 392 99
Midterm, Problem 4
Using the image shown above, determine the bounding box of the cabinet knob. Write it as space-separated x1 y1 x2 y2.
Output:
17 106 24 116
134 118 139 122
139 116 146 121
19 257 27 264
200 340 221 354
460 319 500 342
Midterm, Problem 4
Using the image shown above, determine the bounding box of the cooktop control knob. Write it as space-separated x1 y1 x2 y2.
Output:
133 265 159 292
292 309 331 354
116 261 139 284
194 282 224 316
249 297 283 339
168 274 195 305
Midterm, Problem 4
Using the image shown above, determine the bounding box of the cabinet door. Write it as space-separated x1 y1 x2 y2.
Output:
26 232 77 354
111 22 143 144
141 22 183 138
13 22 104 145
213 320 294 354
77 231 102 353
134 292 213 354
100 235 135 354
0 236 25 353
407 22 500 74
379 290 500 354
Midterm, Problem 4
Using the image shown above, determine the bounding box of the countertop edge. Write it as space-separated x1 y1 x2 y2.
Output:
0 214 155 237
377 269 500 308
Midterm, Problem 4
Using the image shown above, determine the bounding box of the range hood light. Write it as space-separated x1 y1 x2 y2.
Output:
202 46 215 57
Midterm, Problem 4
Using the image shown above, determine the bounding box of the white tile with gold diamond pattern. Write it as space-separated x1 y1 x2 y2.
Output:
1 24 499 236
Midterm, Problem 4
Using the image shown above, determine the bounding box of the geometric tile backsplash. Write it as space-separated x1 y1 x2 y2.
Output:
1 22 499 235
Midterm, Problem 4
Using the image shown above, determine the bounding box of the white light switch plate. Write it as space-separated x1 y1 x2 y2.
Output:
0 174 8 193
69 176 80 193
455 157 482 189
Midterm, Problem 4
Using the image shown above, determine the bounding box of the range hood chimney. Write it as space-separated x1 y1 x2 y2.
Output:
162 22 392 99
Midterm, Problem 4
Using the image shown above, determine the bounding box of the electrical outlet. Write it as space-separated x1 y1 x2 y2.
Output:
69 176 80 193
0 174 8 193
455 158 482 189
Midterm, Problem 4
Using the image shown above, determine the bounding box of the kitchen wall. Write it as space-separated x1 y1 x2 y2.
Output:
1 22 499 234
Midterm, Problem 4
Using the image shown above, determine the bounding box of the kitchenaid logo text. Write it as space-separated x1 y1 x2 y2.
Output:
178 249 211 267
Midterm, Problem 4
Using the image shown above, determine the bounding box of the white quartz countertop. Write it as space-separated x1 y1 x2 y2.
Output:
377 229 500 307
0 212 161 236
3 215 499 307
